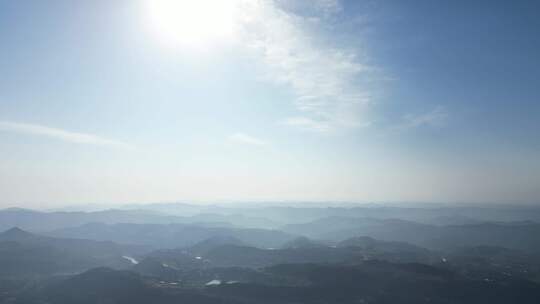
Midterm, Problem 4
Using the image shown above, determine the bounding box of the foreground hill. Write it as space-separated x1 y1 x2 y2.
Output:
209 262 540 304
10 262 540 304
0 227 145 278
12 267 242 304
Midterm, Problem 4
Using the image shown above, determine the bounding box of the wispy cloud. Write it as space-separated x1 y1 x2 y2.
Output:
400 106 449 130
229 132 268 146
281 116 332 133
313 0 342 14
238 0 373 133
0 121 133 149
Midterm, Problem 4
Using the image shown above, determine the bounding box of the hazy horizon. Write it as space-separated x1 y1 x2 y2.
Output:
4 200 540 214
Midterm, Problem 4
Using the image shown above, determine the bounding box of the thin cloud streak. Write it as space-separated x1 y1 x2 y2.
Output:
403 106 449 128
229 132 268 146
0 121 133 149
393 106 449 131
281 116 332 133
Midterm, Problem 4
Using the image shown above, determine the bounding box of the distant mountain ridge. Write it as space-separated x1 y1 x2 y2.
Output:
282 216 540 252
0 208 236 232
50 222 297 249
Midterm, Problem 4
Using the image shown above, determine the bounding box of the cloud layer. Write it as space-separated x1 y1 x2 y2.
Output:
238 0 371 132
229 132 268 146
0 121 132 149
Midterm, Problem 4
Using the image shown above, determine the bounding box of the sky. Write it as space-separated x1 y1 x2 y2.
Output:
0 0 539 208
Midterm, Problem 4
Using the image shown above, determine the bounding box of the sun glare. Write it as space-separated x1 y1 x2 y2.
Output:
145 0 241 48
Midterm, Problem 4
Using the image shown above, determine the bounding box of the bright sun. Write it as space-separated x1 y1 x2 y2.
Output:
145 0 241 48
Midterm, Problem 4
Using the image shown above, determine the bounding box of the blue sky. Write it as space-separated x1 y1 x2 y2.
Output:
0 0 539 207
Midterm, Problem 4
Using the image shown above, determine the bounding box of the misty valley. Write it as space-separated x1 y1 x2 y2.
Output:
1 204 540 304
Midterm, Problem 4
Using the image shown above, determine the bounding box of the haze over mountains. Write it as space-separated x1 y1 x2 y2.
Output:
2 0 539 302
1 203 540 303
